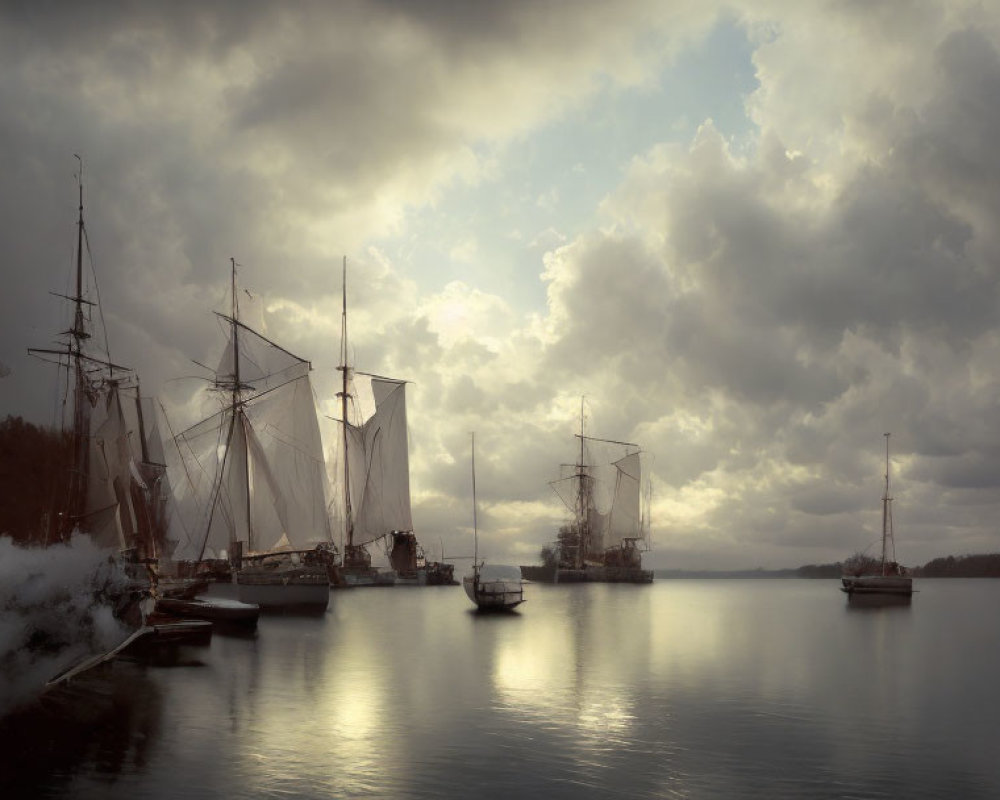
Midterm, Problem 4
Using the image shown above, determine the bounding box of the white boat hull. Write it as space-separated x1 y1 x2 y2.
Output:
463 575 524 610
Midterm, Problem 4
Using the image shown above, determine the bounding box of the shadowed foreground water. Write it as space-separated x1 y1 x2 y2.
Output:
2 578 998 798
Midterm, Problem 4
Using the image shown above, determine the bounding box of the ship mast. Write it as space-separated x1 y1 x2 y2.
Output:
338 256 355 561
231 258 254 553
569 398 640 570
65 155 91 541
881 432 893 576
196 259 245 563
575 397 586 568
471 432 479 571
29 158 134 542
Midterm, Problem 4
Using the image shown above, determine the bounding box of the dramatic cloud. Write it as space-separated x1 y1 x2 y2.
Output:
3 1 1000 569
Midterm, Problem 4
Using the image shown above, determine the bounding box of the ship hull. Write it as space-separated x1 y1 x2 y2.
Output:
840 575 913 597
337 568 397 587
463 575 524 610
236 566 330 611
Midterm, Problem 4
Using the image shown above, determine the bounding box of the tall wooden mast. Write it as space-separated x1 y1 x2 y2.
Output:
65 155 91 541
338 256 356 561
471 432 478 569
575 397 586 568
881 432 892 576
232 258 254 552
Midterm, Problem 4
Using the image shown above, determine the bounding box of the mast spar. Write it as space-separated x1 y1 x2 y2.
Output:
472 432 478 568
881 432 893 576
575 397 586 568
338 256 355 561
232 258 254 553
195 258 245 562
64 155 90 541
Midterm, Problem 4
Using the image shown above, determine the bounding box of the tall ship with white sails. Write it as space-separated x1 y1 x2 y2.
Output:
30 160 159 684
521 399 653 584
167 259 334 610
332 258 453 586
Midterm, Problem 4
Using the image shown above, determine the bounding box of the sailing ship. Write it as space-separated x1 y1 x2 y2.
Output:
841 433 913 600
521 399 653 584
167 259 334 611
29 160 158 684
333 258 448 586
463 434 525 610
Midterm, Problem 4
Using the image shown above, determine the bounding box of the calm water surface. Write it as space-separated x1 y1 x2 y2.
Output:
2 579 998 799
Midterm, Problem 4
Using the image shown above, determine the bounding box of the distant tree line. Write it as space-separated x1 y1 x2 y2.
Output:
796 553 1000 578
795 563 842 578
0 415 71 545
914 554 1000 578
657 558 1000 578
654 552 1000 579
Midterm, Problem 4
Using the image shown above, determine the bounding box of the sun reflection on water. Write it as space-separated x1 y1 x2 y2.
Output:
489 586 642 758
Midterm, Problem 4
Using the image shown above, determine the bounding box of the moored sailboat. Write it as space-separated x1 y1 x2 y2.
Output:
463 434 524 611
521 399 652 584
167 259 334 611
332 258 445 586
841 433 913 601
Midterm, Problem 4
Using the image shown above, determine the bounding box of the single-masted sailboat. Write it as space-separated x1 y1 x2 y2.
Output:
841 433 913 600
463 433 524 611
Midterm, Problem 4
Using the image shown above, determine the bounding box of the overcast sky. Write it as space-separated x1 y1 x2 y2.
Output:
3 0 1000 570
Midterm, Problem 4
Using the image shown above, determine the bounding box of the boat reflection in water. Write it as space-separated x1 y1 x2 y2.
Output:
843 590 914 609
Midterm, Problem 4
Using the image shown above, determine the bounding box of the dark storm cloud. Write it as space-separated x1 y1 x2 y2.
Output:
0 0 687 422
5 1 1000 569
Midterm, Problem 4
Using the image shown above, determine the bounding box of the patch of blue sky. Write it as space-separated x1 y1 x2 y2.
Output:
373 18 759 315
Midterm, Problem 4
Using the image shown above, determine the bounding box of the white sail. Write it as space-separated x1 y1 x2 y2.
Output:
244 373 332 552
84 383 137 551
345 377 413 545
167 406 227 560
550 473 584 515
167 306 333 562
215 410 251 558
607 451 642 548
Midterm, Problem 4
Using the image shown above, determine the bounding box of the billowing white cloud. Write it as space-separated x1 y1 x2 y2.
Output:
3 1 1000 570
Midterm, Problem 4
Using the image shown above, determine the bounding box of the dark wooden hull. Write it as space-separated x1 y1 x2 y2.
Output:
841 575 913 597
